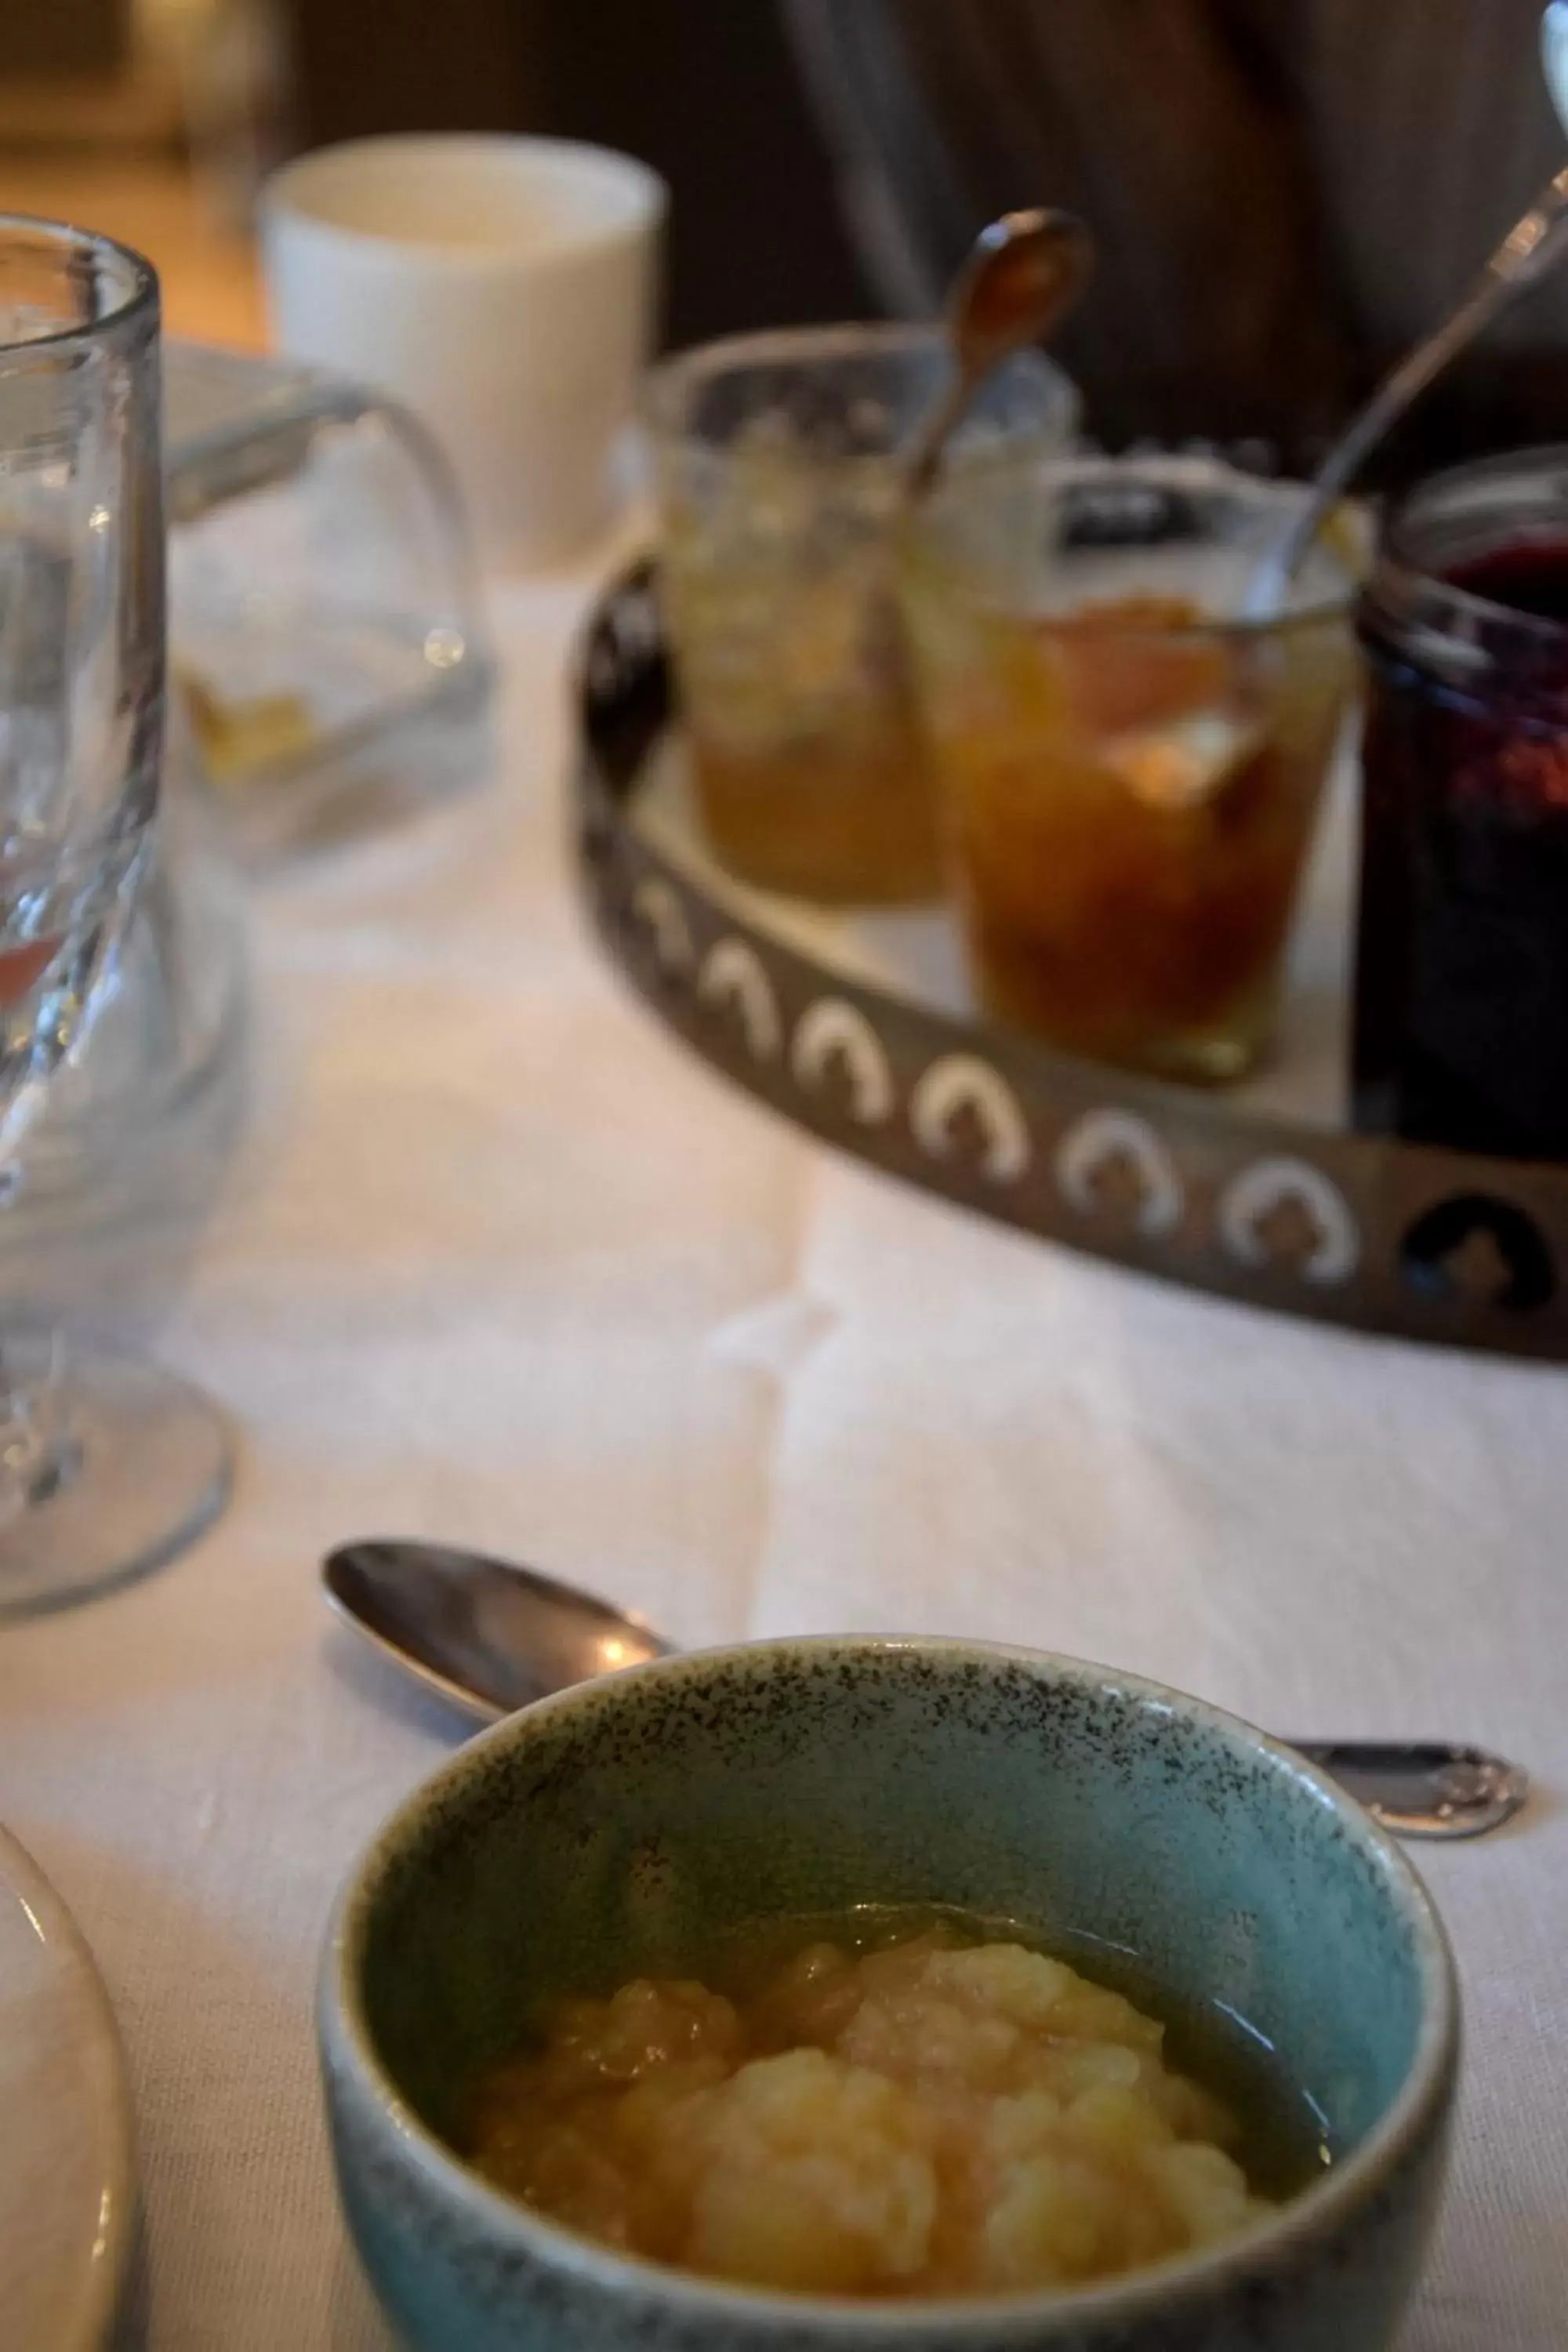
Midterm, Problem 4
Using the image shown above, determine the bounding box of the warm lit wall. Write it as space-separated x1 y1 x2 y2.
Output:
0 155 263 347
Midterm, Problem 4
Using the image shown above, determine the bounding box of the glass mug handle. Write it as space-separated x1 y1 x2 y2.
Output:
165 344 492 829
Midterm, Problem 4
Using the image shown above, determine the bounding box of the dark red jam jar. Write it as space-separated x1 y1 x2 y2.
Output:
1355 448 1568 1159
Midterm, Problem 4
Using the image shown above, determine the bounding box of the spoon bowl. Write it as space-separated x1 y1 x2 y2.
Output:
323 1539 671 1720
903 207 1094 501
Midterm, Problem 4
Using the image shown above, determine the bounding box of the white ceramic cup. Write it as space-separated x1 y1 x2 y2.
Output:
261 134 666 571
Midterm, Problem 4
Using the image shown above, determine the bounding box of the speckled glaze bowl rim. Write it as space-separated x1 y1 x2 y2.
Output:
320 1635 1459 2339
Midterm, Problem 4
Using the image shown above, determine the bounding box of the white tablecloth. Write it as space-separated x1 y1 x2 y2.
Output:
1 551 1565 2351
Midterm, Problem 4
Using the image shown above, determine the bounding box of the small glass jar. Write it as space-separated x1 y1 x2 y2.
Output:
165 342 493 855
903 452 1356 1083
645 323 1076 904
1355 448 1568 1158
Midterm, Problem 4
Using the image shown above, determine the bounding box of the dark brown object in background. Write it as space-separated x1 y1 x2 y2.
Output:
786 0 1568 479
793 0 1354 461
0 0 126 78
285 0 530 144
281 0 871 349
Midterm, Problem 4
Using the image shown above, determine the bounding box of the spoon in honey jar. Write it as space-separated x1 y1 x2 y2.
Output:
903 207 1097 501
321 1537 1530 1842
1247 141 1568 615
856 208 1094 700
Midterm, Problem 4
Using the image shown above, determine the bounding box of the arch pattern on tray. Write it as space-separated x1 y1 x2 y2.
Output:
1055 1110 1185 1241
575 562 1568 1359
630 876 696 977
909 1054 1033 1184
1218 1156 1361 1286
1399 1193 1556 1315
791 998 897 1127
697 938 783 1062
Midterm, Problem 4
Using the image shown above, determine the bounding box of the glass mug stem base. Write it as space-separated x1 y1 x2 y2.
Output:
0 1338 231 1620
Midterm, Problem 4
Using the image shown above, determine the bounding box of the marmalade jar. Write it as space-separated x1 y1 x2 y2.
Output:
904 453 1356 1082
645 324 1076 904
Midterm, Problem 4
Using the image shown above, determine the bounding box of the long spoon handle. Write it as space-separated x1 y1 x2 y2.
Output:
1260 162 1568 601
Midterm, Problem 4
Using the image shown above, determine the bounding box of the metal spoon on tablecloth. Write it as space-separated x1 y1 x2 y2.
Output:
321 1539 1528 1842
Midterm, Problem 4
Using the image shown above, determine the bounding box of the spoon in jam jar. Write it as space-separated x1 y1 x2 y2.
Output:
321 1537 1530 1842
1249 150 1568 615
903 207 1096 502
855 208 1095 700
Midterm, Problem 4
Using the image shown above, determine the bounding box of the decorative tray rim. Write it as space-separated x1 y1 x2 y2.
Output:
573 562 1568 1360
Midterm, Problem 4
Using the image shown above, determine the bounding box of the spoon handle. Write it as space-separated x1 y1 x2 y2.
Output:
321 1544 1528 1842
903 368 980 504
1266 162 1568 593
1291 1740 1530 1841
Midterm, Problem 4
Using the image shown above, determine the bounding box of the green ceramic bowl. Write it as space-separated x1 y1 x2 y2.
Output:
319 1638 1457 2352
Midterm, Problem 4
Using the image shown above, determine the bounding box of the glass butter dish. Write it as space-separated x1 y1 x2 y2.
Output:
165 341 493 853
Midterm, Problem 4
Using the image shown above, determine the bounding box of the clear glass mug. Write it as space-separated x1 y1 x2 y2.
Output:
645 323 1077 905
0 216 229 1615
903 453 1358 1083
165 340 493 856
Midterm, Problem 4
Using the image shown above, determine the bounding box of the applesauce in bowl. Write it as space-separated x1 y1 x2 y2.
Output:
466 1909 1327 2299
320 1637 1456 2352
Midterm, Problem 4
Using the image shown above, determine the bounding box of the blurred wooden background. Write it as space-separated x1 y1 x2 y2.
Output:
0 0 866 356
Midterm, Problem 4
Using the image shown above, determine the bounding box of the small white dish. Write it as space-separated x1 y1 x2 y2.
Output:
0 1828 136 2350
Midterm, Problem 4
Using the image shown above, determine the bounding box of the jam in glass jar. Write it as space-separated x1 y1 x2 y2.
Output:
1356 448 1568 1157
